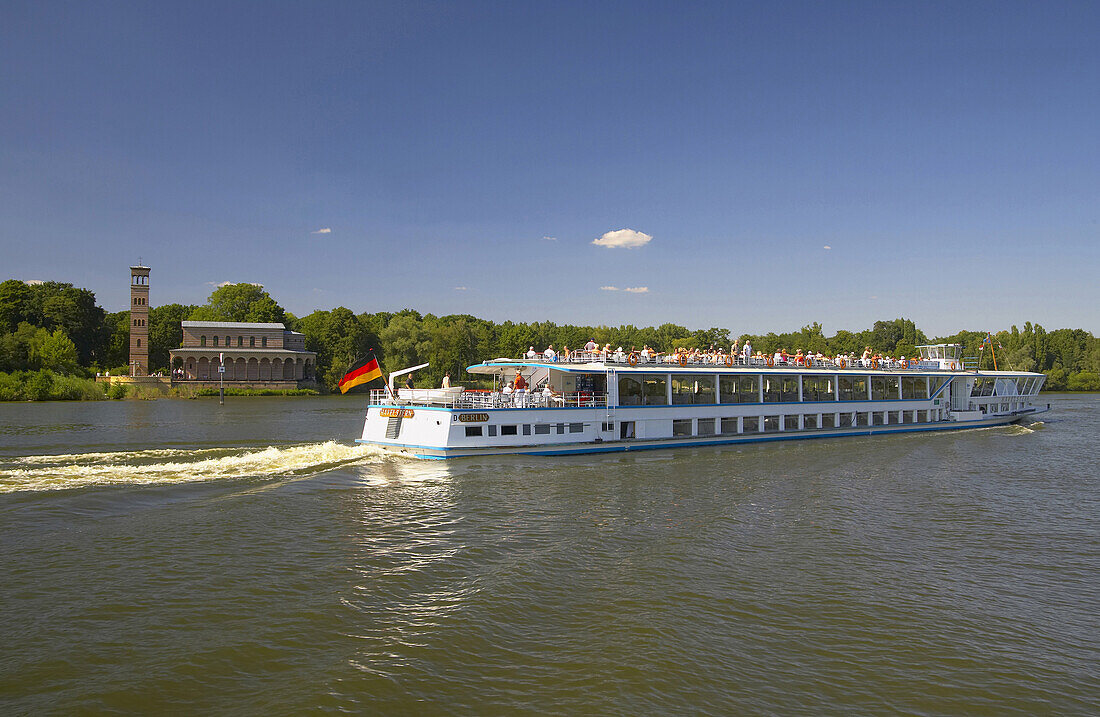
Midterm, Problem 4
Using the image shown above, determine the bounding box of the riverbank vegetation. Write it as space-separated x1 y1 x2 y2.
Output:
1 278 1098 398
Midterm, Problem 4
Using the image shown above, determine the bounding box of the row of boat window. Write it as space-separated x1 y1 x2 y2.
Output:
462 410 945 439
616 374 947 405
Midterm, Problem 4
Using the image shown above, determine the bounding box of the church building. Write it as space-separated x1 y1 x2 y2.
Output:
170 321 317 383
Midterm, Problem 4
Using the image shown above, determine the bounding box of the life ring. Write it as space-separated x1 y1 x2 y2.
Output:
628 353 639 367
678 354 687 367
870 358 879 370
766 356 774 368
725 355 733 367
838 358 846 369
950 361 956 370
900 358 908 369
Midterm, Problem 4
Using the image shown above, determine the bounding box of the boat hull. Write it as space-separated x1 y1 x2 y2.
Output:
356 411 1038 459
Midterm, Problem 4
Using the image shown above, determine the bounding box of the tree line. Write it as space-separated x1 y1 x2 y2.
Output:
1 279 1098 396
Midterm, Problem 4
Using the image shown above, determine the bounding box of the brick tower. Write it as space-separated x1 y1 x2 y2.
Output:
129 265 150 376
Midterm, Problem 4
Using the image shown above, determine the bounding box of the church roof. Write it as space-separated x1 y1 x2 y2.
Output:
182 321 287 330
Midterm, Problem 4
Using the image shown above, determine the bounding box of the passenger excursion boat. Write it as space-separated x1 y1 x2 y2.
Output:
356 344 1047 459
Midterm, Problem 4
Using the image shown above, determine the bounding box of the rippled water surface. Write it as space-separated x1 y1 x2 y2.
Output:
1 395 1098 714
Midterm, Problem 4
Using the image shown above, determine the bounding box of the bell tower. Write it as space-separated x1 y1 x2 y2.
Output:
129 264 150 376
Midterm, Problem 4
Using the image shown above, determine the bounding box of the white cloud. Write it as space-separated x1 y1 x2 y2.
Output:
542 236 557 241
592 228 652 249
623 286 649 293
600 286 620 291
23 279 44 285
311 227 332 234
453 286 469 291
207 281 262 288
823 245 832 250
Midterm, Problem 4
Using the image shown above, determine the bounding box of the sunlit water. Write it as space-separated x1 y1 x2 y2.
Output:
1 395 1097 714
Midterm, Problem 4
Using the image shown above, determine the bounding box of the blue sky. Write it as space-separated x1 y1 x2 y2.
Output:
2 1 1098 336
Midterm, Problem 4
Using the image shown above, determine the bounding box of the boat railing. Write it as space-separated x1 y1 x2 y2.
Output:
510 351 940 371
369 388 609 409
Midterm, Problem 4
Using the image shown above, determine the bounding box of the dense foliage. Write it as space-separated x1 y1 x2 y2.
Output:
1 278 1098 398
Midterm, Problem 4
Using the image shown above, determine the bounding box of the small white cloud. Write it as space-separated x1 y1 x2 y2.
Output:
823 245 832 250
592 228 652 249
453 286 468 291
542 236 557 241
24 279 44 285
207 281 262 288
870 295 878 300
311 227 332 234
600 286 620 291
623 286 649 293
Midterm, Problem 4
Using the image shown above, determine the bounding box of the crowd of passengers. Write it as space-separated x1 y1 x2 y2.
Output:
523 340 918 369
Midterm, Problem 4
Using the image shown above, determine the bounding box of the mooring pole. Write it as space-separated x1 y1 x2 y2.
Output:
219 351 225 405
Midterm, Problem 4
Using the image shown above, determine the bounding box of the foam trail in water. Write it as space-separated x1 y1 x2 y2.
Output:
0 441 383 494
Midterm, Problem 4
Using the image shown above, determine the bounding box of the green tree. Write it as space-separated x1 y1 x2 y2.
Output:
189 284 287 324
148 303 194 371
0 279 32 332
33 329 80 373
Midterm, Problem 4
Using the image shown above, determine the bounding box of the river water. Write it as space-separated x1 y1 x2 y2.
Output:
1 394 1097 714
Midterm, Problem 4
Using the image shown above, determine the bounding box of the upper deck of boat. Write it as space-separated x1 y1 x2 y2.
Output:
467 353 1038 377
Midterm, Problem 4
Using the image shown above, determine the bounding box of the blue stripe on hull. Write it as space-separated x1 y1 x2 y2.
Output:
356 414 1027 459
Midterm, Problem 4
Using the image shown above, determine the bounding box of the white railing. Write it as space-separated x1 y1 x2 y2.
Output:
369 388 608 409
506 351 939 371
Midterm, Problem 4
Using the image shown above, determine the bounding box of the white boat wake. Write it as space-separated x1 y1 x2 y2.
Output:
0 441 384 494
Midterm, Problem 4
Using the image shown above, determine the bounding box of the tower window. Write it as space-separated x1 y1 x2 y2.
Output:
136 339 141 347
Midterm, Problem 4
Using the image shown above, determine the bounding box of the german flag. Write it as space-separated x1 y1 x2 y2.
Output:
339 354 383 394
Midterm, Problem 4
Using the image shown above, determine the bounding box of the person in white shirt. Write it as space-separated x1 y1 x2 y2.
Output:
584 339 597 353
543 345 557 361
441 373 451 388
742 341 752 361
640 346 651 362
525 346 537 359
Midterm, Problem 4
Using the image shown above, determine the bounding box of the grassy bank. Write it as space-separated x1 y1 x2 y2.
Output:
193 387 320 397
0 370 108 401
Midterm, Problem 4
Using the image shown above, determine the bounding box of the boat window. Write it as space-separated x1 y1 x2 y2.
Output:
763 376 782 402
781 377 798 402
838 376 856 401
618 376 642 406
569 423 583 433
839 413 854 428
643 374 668 405
803 375 834 402
501 425 518 436
739 376 759 402
804 414 818 429
901 377 927 400
784 415 798 431
697 418 715 436
821 413 836 429
523 424 532 435
465 426 483 437
719 375 739 403
890 411 902 424
721 418 739 435
555 423 565 434
601 422 614 432
856 412 869 427
534 424 551 435
672 419 692 437
672 374 714 404
763 416 780 432
488 425 498 436
871 377 888 401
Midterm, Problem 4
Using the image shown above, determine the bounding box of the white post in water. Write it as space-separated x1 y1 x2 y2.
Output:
219 351 225 405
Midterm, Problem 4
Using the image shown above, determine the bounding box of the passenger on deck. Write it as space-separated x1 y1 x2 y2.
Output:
526 346 537 359
442 373 451 388
640 346 651 362
513 372 527 390
613 346 625 362
562 345 571 361
743 341 753 361
602 343 612 359
795 349 805 366
584 339 598 352
862 347 872 367
544 345 557 361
